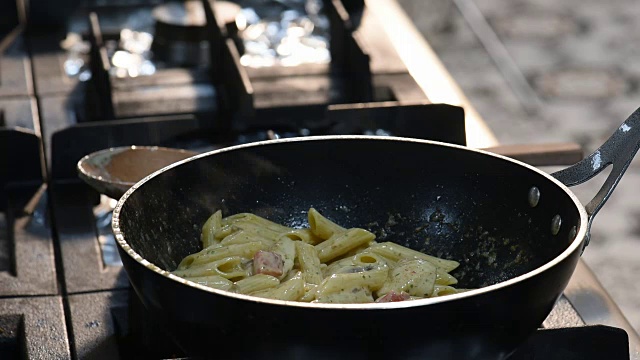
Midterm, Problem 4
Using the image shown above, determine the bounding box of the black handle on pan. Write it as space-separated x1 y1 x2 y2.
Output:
551 107 640 246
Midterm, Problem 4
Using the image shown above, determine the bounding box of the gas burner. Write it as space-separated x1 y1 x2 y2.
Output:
59 33 92 82
234 0 331 68
108 29 155 78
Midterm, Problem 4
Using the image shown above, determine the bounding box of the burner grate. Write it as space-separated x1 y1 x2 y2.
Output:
0 297 70 359
0 29 32 97
0 130 56 297
49 115 200 293
68 290 186 360
65 290 631 360
510 325 629 359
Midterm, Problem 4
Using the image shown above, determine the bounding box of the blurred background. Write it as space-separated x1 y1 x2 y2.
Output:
398 0 640 332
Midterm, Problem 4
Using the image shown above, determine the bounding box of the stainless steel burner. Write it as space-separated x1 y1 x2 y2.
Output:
236 0 330 68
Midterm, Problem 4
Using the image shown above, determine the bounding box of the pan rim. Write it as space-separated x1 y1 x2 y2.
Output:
112 135 589 310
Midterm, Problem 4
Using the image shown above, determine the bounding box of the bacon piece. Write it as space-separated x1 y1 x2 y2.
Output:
375 291 411 303
253 251 284 277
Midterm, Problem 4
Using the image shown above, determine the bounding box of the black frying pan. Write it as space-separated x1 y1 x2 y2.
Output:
112 108 640 359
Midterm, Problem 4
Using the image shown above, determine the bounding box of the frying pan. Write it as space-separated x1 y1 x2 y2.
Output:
112 108 640 359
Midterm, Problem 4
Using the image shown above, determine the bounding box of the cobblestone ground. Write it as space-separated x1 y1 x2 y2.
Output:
398 0 640 331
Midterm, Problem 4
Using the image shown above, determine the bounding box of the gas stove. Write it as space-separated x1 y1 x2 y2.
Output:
1 0 638 359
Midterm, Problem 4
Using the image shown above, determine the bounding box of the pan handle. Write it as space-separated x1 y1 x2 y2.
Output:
551 107 640 245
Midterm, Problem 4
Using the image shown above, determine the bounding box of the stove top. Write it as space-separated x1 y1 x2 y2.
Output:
57 290 629 360
1 0 638 358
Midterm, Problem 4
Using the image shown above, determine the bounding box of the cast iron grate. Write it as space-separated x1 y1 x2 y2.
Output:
66 290 629 360
68 290 186 359
0 28 32 97
49 115 200 294
0 296 70 359
0 129 56 297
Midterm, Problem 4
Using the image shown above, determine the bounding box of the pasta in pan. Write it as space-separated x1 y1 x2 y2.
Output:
173 208 468 303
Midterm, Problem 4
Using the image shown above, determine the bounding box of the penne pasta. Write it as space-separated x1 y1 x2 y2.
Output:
214 224 239 240
308 208 346 240
172 256 248 280
323 252 389 278
176 242 223 270
183 275 234 291
436 268 458 286
175 208 467 304
352 252 388 268
271 238 296 280
201 210 223 248
344 242 377 257
222 213 293 234
187 242 264 268
220 229 276 248
315 287 373 304
369 242 460 272
235 274 280 294
281 229 323 245
378 259 437 298
315 228 376 263
322 257 358 277
223 221 287 241
432 285 459 297
300 283 319 302
318 268 388 294
251 272 305 301
295 242 323 284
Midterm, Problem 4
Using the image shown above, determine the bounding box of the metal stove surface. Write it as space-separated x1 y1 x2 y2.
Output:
64 290 629 360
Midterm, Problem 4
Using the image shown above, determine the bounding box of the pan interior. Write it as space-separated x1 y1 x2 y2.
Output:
118 138 582 289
